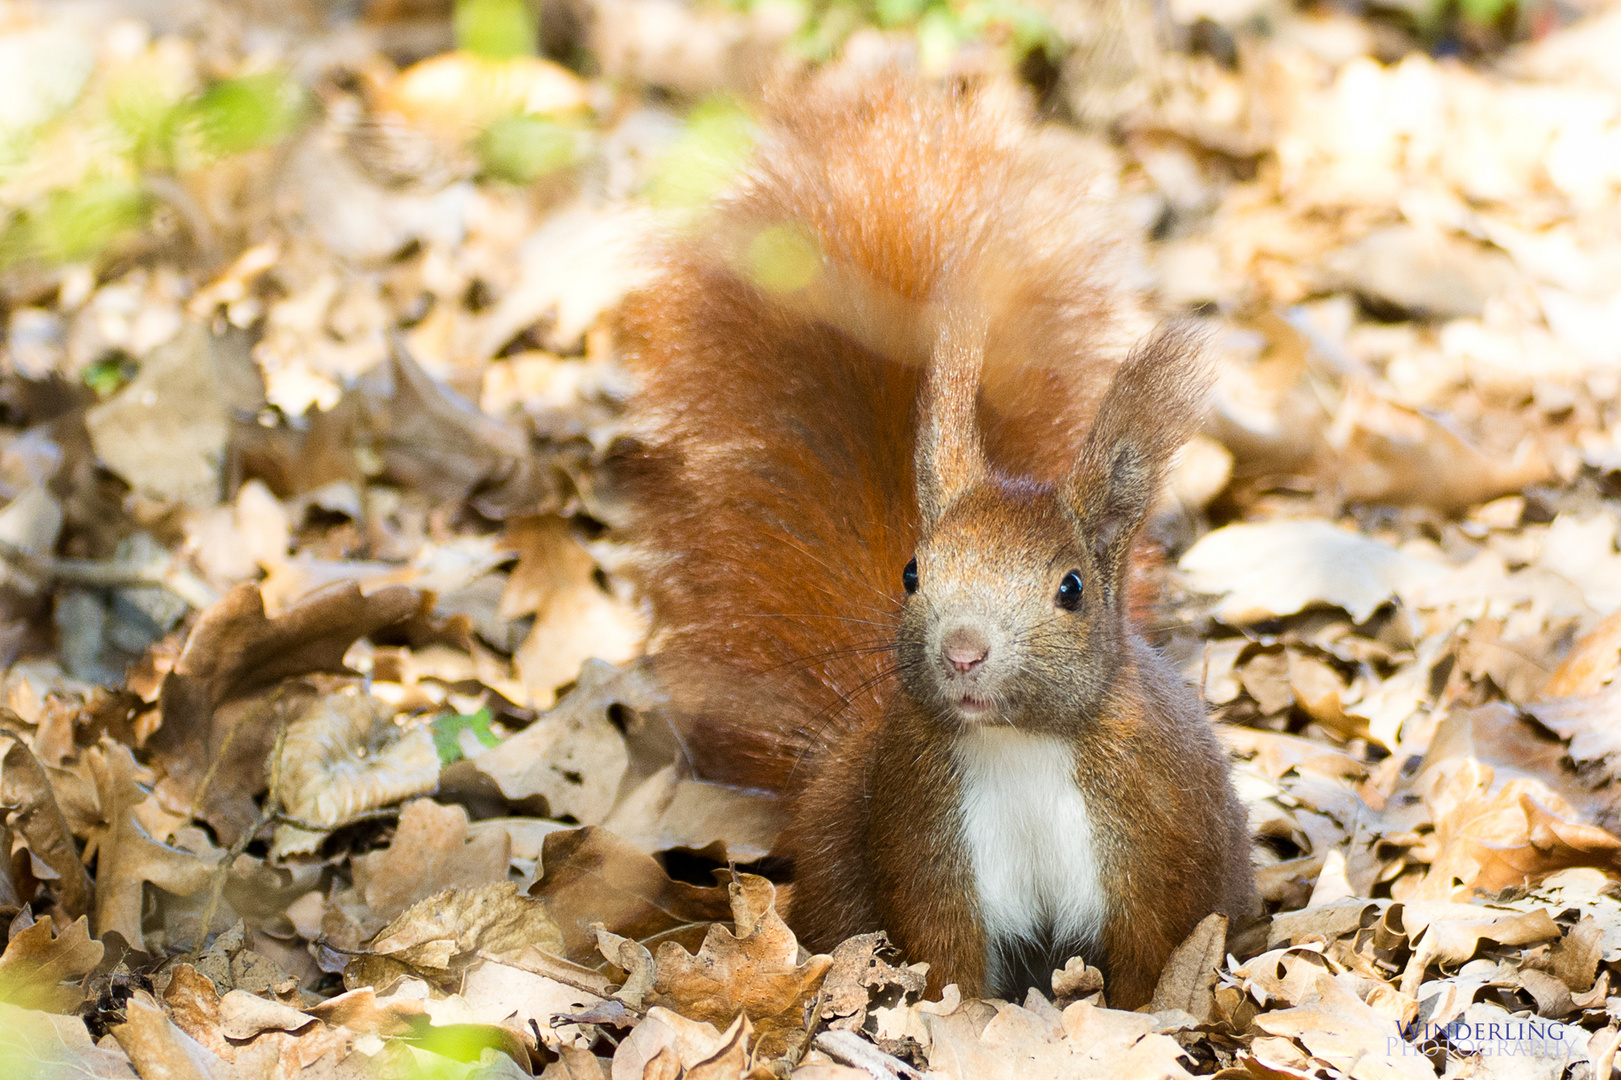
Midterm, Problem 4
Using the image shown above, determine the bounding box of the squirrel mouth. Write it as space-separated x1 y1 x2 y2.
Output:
955 694 994 717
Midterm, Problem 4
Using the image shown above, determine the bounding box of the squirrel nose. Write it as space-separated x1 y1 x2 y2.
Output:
942 628 989 673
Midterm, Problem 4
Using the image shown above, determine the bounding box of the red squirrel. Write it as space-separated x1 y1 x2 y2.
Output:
611 75 1254 1009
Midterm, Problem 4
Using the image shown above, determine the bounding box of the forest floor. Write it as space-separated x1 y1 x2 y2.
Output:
2 0 1621 1077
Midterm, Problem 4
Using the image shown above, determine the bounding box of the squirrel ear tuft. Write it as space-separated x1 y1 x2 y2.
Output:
1067 324 1212 577
915 312 990 526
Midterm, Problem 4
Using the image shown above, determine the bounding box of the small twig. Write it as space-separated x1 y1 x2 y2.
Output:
0 538 217 610
272 807 402 833
313 936 372 957
190 690 289 823
786 981 830 1070
192 722 289 953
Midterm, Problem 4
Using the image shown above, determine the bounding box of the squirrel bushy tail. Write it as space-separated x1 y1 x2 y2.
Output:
613 77 1148 793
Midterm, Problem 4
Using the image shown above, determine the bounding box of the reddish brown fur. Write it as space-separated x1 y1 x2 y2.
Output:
615 77 1134 789
613 76 1253 1006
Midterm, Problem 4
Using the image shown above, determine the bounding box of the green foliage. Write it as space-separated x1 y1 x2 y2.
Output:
105 68 186 171
645 96 757 210
1456 0 1515 27
187 72 306 159
455 0 538 59
1 179 147 269
476 114 579 183
83 355 137 397
431 707 499 765
0 64 311 271
372 1035 522 1080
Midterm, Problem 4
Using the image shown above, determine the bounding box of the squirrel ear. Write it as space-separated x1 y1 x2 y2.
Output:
916 312 990 526
1067 325 1212 580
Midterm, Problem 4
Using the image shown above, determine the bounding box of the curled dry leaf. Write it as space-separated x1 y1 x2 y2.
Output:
351 880 565 988
1411 757 1621 901
527 826 732 960
161 964 229 1058
1329 385 1553 512
270 688 439 856
370 344 559 517
0 730 93 919
110 989 229 1080
149 581 422 844
818 932 928 1040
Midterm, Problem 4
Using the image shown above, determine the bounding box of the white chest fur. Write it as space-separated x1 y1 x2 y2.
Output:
952 727 1107 992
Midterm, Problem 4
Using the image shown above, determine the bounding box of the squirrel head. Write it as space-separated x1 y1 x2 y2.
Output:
898 320 1211 733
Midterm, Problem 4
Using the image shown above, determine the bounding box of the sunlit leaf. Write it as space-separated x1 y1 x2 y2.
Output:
20 178 147 266
189 71 305 158
477 114 578 183
455 0 538 59
645 97 756 211
431 707 500 765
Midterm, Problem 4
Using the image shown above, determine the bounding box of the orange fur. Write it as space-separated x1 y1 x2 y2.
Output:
614 76 1137 791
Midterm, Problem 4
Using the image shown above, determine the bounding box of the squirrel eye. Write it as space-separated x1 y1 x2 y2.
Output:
1056 570 1083 611
902 557 918 595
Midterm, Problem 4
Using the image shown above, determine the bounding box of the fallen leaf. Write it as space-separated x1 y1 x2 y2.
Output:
352 881 565 989
1542 607 1621 697
83 740 214 948
0 998 136 1079
527 826 732 960
0 730 94 919
1252 968 1432 1080
1148 913 1227 1023
468 661 631 821
110 990 230 1080
149 581 422 843
351 799 511 921
0 914 102 1012
216 987 315 1040
1412 758 1621 902
270 688 440 856
84 323 264 508
648 875 831 1059
1180 520 1444 624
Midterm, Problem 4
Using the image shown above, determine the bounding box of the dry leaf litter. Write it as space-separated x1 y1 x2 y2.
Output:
2 0 1621 1077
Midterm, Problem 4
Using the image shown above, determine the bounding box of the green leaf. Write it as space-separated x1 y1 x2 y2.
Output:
190 71 306 158
431 707 499 765
645 96 757 210
455 0 538 59
14 179 148 266
477 114 579 183
1458 0 1513 26
875 0 927 28
83 356 135 397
